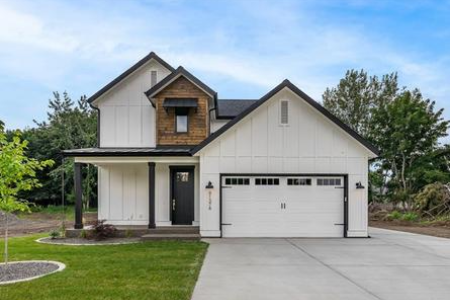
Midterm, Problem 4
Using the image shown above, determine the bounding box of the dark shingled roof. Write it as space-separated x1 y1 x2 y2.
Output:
62 147 192 157
216 99 258 119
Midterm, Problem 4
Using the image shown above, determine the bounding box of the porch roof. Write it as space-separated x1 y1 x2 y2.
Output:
62 147 193 157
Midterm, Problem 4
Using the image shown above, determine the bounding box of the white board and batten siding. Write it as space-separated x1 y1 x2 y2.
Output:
96 60 172 147
198 87 373 237
98 162 200 226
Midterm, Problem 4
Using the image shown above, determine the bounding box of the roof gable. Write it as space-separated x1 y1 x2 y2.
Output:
191 79 379 156
145 66 217 106
88 52 175 104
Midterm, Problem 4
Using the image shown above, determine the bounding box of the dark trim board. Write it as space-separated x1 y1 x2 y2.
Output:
219 173 349 238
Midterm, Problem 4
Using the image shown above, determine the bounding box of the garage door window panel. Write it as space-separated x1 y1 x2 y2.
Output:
255 178 279 185
287 178 312 186
225 177 250 186
317 178 342 186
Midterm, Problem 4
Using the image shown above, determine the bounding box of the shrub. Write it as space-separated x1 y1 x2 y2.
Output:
401 212 419 222
386 210 402 220
49 230 60 239
89 220 116 240
414 183 450 217
79 229 87 239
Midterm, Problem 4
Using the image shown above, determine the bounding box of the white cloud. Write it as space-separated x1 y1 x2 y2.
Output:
0 0 449 137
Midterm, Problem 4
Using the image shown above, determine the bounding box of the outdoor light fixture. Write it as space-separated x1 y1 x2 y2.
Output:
205 181 214 210
356 181 365 189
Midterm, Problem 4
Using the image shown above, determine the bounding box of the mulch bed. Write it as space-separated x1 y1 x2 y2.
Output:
0 261 64 284
37 237 141 245
370 220 450 239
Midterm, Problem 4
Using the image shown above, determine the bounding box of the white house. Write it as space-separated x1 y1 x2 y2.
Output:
64 52 378 238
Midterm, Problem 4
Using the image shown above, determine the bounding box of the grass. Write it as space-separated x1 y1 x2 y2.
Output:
0 234 208 300
18 205 97 221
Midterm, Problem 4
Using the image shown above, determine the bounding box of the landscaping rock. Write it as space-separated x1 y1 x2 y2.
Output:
37 237 141 245
0 261 62 284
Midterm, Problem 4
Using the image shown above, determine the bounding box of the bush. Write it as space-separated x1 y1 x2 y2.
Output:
401 212 419 222
386 210 402 220
414 183 450 217
49 230 60 239
89 220 116 240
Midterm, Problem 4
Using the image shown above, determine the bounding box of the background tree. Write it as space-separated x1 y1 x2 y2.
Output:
19 92 97 208
323 70 449 206
0 123 53 263
323 69 399 141
372 90 449 204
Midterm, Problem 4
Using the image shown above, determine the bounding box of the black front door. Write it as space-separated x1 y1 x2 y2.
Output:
171 167 195 225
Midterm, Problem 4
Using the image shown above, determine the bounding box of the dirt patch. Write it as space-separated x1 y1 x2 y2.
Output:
0 212 97 238
370 220 450 239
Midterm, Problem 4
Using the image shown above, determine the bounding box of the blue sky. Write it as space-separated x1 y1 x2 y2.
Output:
1 0 450 137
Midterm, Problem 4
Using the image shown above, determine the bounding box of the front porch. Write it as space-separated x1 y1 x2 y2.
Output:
62 151 201 238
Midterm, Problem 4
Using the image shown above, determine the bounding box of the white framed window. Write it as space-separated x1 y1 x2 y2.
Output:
280 100 289 125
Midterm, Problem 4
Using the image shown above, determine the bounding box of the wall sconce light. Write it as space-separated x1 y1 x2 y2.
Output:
356 181 365 189
205 181 214 210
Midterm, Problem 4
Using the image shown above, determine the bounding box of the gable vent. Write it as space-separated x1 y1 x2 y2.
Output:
151 70 157 87
280 100 289 125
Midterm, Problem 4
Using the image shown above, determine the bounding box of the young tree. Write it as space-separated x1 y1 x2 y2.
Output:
0 124 53 264
322 69 399 141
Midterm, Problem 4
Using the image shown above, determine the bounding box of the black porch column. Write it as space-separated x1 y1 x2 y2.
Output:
74 162 84 229
148 162 156 229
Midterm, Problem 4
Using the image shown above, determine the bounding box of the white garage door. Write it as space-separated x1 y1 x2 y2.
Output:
221 176 345 237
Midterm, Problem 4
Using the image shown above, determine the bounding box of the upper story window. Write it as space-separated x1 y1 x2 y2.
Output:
151 70 157 87
175 108 188 133
280 100 289 125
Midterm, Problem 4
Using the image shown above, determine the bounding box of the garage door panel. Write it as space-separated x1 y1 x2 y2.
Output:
222 176 344 237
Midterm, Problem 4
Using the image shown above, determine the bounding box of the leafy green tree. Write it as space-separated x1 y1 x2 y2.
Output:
21 92 97 208
0 123 53 263
323 69 399 141
372 90 449 203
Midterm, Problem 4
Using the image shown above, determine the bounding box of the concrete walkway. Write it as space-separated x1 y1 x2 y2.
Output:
192 228 450 300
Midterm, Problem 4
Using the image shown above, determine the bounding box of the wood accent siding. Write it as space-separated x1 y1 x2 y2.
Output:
155 77 210 145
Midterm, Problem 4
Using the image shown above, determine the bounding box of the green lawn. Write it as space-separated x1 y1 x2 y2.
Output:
0 234 208 300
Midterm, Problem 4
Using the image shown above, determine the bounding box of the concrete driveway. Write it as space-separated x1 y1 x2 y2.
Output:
192 228 450 300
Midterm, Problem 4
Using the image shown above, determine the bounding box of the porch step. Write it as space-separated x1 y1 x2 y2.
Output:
141 233 201 241
146 226 200 235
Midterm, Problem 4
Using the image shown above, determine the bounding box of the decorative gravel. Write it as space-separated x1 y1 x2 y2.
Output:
0 261 65 285
37 237 141 246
